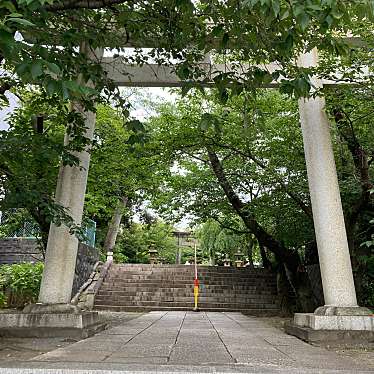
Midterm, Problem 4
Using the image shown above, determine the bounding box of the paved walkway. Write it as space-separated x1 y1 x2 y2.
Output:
1 311 373 373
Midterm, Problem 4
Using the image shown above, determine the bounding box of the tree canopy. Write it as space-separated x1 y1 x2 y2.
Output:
1 0 373 110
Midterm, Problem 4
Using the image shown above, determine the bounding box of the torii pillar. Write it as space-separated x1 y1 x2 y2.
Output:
0 43 107 337
21 43 104 326
287 49 373 341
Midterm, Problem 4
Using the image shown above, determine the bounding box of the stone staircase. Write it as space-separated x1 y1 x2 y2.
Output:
94 264 279 314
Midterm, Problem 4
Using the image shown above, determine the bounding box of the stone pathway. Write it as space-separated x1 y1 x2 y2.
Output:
1 311 373 373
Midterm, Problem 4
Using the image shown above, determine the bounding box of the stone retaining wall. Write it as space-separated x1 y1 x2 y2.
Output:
0 238 99 299
306 264 324 305
72 243 100 297
0 238 42 264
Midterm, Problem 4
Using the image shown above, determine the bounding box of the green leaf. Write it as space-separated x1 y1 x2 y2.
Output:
298 13 310 31
127 119 145 133
45 62 61 76
181 84 192 97
0 1 17 12
7 18 35 27
294 77 311 96
293 4 304 17
307 4 323 11
280 9 290 20
331 7 343 19
272 0 280 16
177 64 191 80
31 60 43 79
15 61 29 75
200 113 213 131
0 29 14 45
46 80 58 95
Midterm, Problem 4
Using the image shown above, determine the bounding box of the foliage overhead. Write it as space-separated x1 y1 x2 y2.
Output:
0 0 373 112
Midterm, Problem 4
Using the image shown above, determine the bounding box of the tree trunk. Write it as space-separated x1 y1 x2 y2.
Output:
103 196 128 254
206 147 317 312
209 250 215 266
259 243 272 270
246 235 254 268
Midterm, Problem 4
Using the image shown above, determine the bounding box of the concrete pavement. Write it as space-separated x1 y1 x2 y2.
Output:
0 311 373 373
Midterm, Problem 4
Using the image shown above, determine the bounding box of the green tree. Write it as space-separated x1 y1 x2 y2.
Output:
196 220 221 265
0 91 165 253
0 91 70 250
196 219 256 265
86 103 167 252
149 87 373 310
114 219 178 264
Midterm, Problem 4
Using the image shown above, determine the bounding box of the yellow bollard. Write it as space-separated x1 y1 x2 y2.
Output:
193 278 199 311
193 243 199 311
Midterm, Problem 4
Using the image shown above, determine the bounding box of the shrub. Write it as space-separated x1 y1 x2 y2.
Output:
0 291 7 308
0 262 44 308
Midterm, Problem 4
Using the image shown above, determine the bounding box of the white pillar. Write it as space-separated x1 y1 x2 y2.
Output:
38 44 103 305
298 49 358 310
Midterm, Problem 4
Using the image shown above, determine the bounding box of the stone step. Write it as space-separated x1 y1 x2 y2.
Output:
105 274 274 283
95 295 276 303
101 279 276 286
107 267 273 274
93 305 279 315
94 264 278 314
95 299 278 310
95 289 276 297
106 269 274 274
94 286 276 297
94 300 278 308
98 282 275 292
107 273 274 279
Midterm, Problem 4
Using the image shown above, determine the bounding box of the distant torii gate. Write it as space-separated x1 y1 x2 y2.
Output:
36 44 372 333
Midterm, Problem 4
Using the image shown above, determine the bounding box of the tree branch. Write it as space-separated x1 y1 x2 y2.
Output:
212 217 250 235
44 0 130 11
206 145 287 261
0 82 12 96
213 141 313 219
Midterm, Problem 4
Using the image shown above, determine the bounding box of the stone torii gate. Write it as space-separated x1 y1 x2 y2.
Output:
17 42 374 338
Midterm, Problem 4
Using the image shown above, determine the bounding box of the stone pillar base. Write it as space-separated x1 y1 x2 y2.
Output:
0 309 106 338
285 309 374 344
23 302 81 314
293 312 373 331
314 305 372 316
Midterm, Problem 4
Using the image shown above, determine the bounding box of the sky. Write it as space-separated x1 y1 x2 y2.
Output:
0 92 18 130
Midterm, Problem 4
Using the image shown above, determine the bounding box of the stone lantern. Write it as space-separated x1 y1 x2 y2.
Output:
106 251 113 262
223 254 231 267
148 243 158 265
234 251 243 268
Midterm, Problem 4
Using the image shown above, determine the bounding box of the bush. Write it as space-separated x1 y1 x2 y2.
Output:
0 262 44 308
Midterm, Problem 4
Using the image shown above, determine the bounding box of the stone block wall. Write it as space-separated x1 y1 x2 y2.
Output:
306 264 324 305
0 238 99 300
72 243 100 297
0 238 42 264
